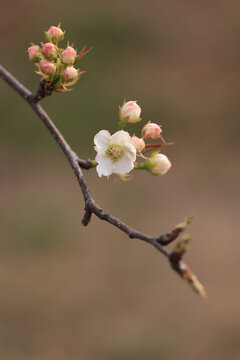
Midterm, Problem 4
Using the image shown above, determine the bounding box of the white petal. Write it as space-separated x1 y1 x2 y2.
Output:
96 154 114 177
123 143 136 160
119 137 137 158
110 130 130 145
94 130 110 152
113 155 134 175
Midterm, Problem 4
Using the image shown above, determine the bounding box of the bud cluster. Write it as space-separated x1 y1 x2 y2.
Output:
27 24 91 91
94 100 172 178
117 100 172 176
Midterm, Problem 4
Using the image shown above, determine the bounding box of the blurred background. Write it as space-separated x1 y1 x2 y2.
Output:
0 0 240 359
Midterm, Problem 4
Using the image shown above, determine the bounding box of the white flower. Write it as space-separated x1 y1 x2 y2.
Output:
94 130 137 177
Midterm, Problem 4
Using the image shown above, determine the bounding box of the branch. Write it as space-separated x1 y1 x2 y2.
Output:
0 64 206 298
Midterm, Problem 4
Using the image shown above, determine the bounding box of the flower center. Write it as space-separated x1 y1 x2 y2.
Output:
106 144 124 162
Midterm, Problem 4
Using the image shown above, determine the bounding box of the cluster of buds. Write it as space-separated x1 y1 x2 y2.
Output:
119 100 172 176
94 100 172 178
27 24 91 91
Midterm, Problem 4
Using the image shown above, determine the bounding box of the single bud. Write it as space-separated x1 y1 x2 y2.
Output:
40 59 56 75
120 101 141 123
46 25 64 44
142 122 162 139
148 153 171 176
27 45 42 62
61 66 78 82
131 136 145 153
42 43 57 59
61 46 76 65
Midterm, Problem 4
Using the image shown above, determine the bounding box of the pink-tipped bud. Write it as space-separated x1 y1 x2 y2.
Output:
61 66 78 82
42 42 57 59
148 153 171 176
27 45 42 62
46 26 64 44
120 101 141 123
61 46 77 65
131 136 145 153
40 59 56 75
142 122 162 139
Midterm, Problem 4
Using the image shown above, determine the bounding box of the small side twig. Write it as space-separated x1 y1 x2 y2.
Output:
82 207 93 226
0 64 206 298
78 158 96 169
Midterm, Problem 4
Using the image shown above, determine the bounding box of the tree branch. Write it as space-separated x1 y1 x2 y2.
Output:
0 64 206 298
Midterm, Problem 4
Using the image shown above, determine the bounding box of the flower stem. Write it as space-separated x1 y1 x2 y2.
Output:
134 162 147 170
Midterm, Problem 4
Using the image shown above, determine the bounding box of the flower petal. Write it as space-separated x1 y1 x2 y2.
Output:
122 143 136 160
96 153 114 177
113 155 135 175
110 130 130 145
94 130 110 152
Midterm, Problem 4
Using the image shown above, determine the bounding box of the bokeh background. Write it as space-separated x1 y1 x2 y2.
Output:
0 0 240 359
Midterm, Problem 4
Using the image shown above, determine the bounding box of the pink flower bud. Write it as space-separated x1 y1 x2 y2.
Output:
42 42 57 59
46 26 64 44
130 136 145 153
61 66 78 82
40 59 56 75
120 101 141 123
142 122 162 139
27 45 42 62
148 153 171 176
61 46 77 65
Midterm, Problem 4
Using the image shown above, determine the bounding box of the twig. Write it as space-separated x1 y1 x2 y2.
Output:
78 158 96 169
0 64 205 298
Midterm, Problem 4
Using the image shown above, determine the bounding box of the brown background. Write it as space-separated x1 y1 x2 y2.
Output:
0 0 240 359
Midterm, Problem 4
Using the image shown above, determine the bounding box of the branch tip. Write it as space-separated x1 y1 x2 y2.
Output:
170 233 192 263
156 216 193 246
